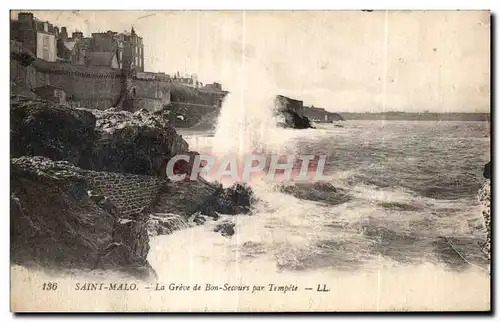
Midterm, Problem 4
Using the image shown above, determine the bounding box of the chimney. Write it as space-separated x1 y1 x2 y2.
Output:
18 12 34 22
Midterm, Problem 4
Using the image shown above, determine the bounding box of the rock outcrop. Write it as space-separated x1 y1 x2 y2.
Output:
11 156 155 279
10 95 190 177
10 94 256 278
478 163 491 263
214 220 236 237
147 181 254 236
275 95 313 129
276 110 313 129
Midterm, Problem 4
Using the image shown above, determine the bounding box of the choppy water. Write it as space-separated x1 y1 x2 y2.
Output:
177 121 490 269
149 120 491 310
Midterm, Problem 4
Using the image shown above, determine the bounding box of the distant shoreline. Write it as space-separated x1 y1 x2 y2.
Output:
338 112 490 122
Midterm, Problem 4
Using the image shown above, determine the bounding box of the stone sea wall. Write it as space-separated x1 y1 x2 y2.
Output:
84 171 166 218
10 93 254 279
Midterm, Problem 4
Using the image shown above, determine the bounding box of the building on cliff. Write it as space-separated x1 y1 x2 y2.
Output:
11 11 144 71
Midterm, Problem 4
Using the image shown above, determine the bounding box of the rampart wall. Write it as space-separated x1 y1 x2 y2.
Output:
11 42 226 113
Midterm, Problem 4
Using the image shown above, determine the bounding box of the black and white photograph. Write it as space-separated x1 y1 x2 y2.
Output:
8 9 491 312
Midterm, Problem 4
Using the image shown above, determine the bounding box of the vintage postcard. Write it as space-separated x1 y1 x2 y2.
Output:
10 10 491 312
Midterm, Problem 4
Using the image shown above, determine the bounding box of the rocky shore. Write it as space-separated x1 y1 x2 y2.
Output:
10 94 255 280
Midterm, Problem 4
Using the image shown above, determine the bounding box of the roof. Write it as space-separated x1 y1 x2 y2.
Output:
88 51 116 67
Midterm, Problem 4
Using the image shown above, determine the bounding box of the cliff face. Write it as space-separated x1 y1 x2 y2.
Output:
165 85 226 129
11 95 189 177
11 96 97 165
88 108 189 176
11 156 155 279
302 107 344 122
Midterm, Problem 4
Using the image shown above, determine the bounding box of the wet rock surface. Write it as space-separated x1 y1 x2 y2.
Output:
214 220 235 237
477 179 491 262
86 108 189 176
10 95 190 177
9 95 256 277
276 110 313 129
279 182 351 206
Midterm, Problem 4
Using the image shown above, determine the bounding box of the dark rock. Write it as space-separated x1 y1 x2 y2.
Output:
279 182 350 206
88 108 190 176
146 214 189 236
153 179 254 221
10 156 155 280
213 183 254 215
483 161 491 179
276 111 313 129
193 214 207 226
275 95 314 129
10 95 191 177
213 220 235 237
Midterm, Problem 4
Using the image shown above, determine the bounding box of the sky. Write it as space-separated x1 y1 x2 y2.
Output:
11 10 490 113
